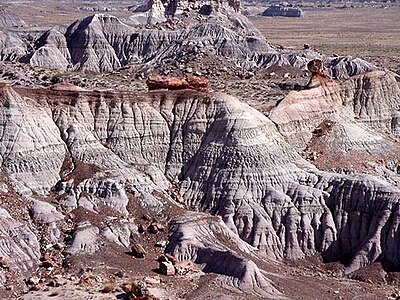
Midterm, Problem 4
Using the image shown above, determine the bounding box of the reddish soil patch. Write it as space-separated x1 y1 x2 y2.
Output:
60 156 102 186
302 120 400 172
350 262 387 284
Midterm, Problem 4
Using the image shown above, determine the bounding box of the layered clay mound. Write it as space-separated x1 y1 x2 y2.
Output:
44 13 376 77
0 30 27 61
0 0 376 79
0 69 399 297
29 28 71 70
167 212 283 298
0 12 27 28
269 70 400 151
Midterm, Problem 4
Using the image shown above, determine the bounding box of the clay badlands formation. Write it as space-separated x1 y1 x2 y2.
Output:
0 0 399 299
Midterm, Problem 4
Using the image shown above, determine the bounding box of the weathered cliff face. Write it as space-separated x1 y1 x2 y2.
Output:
0 85 66 195
342 71 400 133
265 71 400 273
0 69 399 296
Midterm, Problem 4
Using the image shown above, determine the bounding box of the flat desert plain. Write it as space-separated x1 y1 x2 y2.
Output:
250 6 400 73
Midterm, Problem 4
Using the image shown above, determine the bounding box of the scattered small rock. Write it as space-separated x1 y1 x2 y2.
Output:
121 283 134 293
144 275 161 285
28 276 40 285
175 260 195 275
48 275 65 287
29 284 43 291
131 243 147 258
148 222 165 234
133 280 149 297
41 254 58 269
101 282 115 293
159 261 175 276
0 257 10 269
78 275 91 286
148 224 159 234
138 224 147 233
155 240 167 247
142 214 152 221
115 270 124 278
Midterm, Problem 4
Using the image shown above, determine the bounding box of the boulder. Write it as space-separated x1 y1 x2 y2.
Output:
306 59 331 88
131 243 147 258
159 261 175 276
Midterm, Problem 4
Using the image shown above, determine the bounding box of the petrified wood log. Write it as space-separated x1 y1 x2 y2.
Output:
146 75 208 92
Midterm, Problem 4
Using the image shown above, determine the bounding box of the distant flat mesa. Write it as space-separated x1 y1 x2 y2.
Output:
262 5 303 17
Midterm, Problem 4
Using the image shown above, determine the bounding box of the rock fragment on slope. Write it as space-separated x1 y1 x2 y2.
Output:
131 243 147 258
159 261 175 276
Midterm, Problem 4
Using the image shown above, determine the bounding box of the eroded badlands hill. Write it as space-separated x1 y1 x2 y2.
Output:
0 67 399 299
0 0 376 80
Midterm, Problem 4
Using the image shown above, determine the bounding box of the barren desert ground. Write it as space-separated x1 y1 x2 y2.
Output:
251 7 400 72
